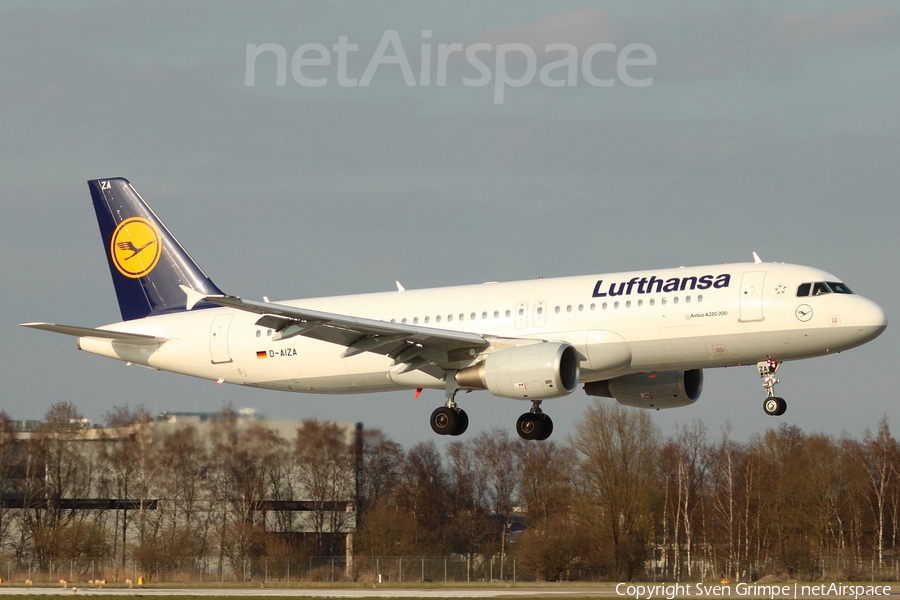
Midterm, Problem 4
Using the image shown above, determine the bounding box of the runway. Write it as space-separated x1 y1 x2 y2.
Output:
0 582 897 598
0 585 613 597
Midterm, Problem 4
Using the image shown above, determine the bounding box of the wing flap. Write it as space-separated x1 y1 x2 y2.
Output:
21 322 168 344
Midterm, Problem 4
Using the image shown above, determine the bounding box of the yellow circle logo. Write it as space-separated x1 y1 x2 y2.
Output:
110 217 162 279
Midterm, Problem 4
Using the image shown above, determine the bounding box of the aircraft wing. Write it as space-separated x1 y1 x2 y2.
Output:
198 294 490 370
20 323 168 344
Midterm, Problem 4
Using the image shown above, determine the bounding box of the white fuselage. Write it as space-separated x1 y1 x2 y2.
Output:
77 262 887 398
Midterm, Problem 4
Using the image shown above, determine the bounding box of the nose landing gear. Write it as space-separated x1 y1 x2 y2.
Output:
758 358 787 416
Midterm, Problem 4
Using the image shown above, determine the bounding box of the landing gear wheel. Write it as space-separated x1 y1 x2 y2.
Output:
516 412 553 440
763 396 787 416
536 415 553 441
450 409 469 436
430 406 459 435
516 413 541 440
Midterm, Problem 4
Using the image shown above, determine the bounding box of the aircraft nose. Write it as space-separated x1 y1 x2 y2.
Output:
855 297 888 342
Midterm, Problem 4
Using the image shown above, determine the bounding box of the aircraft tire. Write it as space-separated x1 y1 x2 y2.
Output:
516 413 544 440
430 406 459 435
450 409 469 436
763 396 787 416
536 415 553 441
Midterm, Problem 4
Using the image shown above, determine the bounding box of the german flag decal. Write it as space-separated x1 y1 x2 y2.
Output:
256 351 268 359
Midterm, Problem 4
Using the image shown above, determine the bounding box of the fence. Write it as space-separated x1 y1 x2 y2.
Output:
3 555 898 585
0 555 530 585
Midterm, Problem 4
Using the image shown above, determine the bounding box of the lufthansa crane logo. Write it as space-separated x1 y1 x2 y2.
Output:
110 217 162 279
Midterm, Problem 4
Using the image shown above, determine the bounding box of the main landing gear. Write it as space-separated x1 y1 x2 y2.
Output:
758 357 787 416
516 400 553 441
429 373 554 440
430 374 469 437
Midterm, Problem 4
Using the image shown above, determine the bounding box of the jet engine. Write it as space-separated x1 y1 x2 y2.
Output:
456 341 580 400
584 369 703 409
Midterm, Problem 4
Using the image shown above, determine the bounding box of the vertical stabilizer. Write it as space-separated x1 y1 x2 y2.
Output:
88 178 224 321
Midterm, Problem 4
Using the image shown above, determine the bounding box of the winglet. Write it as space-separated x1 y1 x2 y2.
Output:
752 252 763 264
396 281 406 292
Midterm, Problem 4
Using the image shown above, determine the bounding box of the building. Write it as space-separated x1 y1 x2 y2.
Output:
0 410 361 579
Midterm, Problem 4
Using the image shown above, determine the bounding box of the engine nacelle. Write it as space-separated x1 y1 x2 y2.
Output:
456 341 580 400
584 369 703 409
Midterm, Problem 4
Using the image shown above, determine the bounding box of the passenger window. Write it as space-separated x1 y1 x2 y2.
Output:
413 317 419 324
494 310 499 318
482 311 488 319
470 312 476 320
797 283 811 297
436 315 441 323
459 313 464 321
505 310 511 317
425 316 430 324
536 306 543 315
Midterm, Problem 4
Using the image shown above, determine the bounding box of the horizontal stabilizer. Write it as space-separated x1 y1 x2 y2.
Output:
20 323 167 344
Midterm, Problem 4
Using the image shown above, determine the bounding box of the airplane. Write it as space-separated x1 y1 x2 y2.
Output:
22 178 888 440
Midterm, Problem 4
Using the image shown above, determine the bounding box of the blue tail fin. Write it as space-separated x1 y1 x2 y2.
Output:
89 178 225 321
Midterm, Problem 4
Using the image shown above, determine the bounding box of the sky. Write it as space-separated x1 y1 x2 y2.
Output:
2 1 898 449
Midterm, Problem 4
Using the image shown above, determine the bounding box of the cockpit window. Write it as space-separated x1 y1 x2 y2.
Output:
799 281 854 297
828 281 853 294
812 282 831 296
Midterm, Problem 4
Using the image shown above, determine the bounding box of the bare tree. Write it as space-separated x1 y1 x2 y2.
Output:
0 411 16 557
294 420 357 556
24 402 100 568
861 417 898 568
207 411 287 577
97 404 153 571
397 441 450 554
515 439 584 581
469 428 520 576
571 401 660 579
